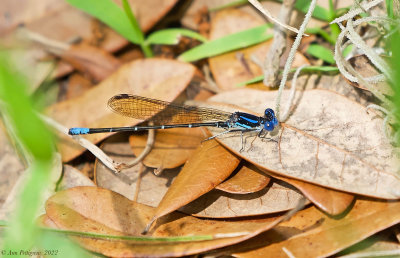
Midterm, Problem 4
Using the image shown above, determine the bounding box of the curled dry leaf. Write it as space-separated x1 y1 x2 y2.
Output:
129 128 208 169
95 134 180 205
147 139 240 229
216 162 271 194
46 58 195 162
230 199 400 258
179 179 305 218
208 89 400 199
44 186 283 257
269 173 355 215
208 9 309 90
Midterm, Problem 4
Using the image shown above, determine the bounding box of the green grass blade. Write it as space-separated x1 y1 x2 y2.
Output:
121 0 153 57
66 0 141 44
292 0 330 21
0 53 85 257
306 44 335 64
145 29 208 45
178 24 273 62
121 0 144 43
306 27 335 45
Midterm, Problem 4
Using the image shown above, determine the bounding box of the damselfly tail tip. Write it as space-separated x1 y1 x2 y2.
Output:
68 127 90 135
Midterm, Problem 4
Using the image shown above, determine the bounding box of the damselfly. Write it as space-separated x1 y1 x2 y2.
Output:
68 94 278 149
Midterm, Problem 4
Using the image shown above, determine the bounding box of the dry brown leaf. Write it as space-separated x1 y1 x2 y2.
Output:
45 186 283 257
147 139 240 229
208 9 309 90
129 128 208 169
60 43 122 82
208 89 400 199
230 199 400 258
58 165 95 191
216 162 270 194
47 58 195 162
95 134 180 204
64 73 93 100
179 179 305 218
270 173 355 215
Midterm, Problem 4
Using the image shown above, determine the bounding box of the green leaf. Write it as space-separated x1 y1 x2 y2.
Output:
292 0 331 21
178 24 273 62
66 0 141 44
306 27 335 45
306 44 335 64
121 0 144 44
237 66 339 86
0 52 82 257
145 29 208 45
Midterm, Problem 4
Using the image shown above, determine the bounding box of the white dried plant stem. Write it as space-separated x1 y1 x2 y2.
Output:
330 0 383 25
280 64 309 122
333 16 396 104
346 18 391 79
282 247 296 258
247 0 301 34
382 115 395 142
366 104 389 115
274 0 316 120
345 57 390 105
334 17 394 84
39 114 119 173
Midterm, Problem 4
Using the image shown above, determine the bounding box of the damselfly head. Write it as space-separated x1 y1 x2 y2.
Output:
263 108 278 131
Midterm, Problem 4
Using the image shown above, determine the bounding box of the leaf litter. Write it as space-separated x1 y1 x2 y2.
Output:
228 198 400 258
96 135 307 218
44 186 284 257
208 88 400 199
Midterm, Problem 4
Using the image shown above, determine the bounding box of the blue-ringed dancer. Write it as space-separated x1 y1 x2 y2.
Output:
68 94 279 149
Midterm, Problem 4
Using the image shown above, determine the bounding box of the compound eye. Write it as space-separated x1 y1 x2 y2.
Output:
264 122 275 131
264 108 275 121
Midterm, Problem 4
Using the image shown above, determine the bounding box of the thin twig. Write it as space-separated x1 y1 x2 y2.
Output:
263 0 295 87
274 0 316 120
202 65 221 93
280 64 309 122
330 0 383 25
19 27 69 53
39 114 120 172
116 127 155 170
247 0 304 35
